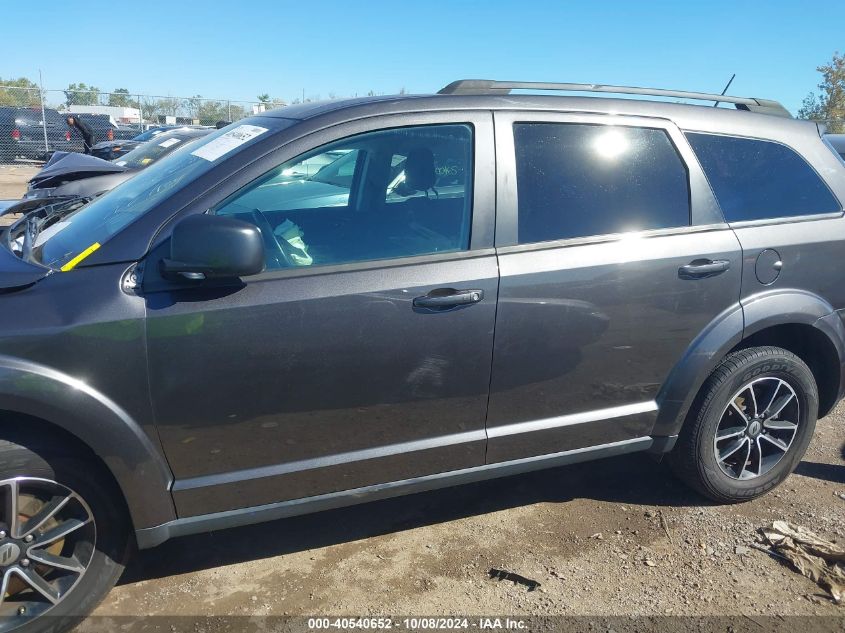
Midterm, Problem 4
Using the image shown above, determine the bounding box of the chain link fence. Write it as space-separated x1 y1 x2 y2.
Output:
0 85 284 163
1 83 844 164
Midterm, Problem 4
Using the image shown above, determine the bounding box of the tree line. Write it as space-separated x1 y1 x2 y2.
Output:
0 79 406 125
2 55 842 129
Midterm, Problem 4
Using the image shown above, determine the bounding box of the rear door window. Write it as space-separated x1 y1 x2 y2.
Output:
686 132 841 222
513 123 690 244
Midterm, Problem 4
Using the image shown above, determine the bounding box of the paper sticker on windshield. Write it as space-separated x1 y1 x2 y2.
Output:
115 160 127 166
191 125 268 162
159 137 181 148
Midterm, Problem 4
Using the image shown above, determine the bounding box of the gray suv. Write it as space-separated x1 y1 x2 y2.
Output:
1 79 844 631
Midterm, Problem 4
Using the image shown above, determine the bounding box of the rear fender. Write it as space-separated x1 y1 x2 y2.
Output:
653 289 844 438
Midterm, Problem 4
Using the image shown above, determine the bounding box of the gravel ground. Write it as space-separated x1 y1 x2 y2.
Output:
92 405 844 620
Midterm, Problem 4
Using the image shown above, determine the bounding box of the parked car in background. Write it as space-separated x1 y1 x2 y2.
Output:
1 80 845 632
0 106 76 162
826 134 845 160
22 127 212 201
70 113 137 150
91 125 183 160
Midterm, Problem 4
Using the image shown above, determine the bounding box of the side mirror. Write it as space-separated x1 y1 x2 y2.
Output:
161 214 265 281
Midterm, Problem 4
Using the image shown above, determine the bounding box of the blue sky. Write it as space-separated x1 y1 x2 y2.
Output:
2 0 842 114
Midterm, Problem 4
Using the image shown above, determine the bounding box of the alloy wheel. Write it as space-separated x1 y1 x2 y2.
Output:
713 377 800 480
0 477 95 630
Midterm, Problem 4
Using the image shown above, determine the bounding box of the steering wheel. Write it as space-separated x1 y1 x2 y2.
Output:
249 209 296 268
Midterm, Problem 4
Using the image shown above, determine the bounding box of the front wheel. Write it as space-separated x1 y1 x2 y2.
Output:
0 437 131 633
669 346 818 503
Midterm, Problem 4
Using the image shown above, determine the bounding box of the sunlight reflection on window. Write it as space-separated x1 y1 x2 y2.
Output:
594 129 629 159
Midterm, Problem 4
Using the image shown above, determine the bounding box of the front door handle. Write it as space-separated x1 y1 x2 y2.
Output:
678 259 731 279
413 288 484 310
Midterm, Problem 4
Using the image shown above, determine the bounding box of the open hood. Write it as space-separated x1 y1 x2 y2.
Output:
29 152 127 189
0 244 50 290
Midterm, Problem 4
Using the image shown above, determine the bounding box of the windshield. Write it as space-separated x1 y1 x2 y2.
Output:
29 119 288 270
114 132 208 169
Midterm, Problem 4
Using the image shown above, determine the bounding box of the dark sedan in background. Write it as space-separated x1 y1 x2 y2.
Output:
1 108 141 162
0 106 76 162
91 125 189 160
22 127 212 201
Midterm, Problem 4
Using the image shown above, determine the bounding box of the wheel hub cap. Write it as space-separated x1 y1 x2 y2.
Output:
713 376 800 480
0 477 96 629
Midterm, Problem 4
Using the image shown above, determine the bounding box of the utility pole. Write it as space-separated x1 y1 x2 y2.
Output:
38 69 49 153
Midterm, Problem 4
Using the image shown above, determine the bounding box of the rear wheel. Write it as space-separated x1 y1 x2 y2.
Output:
0 437 131 633
669 346 817 502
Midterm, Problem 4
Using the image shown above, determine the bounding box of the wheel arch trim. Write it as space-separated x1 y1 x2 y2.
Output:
0 355 176 530
654 289 845 438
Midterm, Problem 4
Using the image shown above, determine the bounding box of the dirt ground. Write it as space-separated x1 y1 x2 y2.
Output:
1 165 842 625
0 164 38 227
0 164 38 199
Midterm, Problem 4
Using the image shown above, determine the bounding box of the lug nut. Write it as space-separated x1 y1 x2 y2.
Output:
0 530 6 539
23 535 33 543
17 606 25 616
20 559 29 567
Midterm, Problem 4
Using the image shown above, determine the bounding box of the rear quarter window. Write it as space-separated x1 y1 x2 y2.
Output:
685 132 841 222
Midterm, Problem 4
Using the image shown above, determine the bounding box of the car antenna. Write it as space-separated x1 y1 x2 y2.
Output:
713 73 736 107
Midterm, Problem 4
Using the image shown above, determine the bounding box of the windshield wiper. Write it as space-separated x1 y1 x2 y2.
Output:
20 214 39 263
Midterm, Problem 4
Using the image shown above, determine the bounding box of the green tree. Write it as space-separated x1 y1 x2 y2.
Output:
141 97 181 124
108 88 133 107
156 97 182 116
140 97 162 123
798 51 845 133
64 82 101 106
184 95 203 120
0 77 41 107
196 100 229 124
256 94 285 110
229 104 246 121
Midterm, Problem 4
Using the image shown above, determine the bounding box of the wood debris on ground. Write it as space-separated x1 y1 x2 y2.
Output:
761 520 845 604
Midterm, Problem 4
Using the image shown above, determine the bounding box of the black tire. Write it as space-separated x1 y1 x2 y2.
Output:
0 434 131 633
668 346 818 503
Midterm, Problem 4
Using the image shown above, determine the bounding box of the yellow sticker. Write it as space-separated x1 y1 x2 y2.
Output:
141 158 152 165
61 242 101 272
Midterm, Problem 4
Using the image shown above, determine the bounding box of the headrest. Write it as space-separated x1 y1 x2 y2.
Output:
404 147 436 192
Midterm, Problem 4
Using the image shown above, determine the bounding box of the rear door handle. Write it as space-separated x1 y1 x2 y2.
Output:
678 259 731 279
413 288 484 310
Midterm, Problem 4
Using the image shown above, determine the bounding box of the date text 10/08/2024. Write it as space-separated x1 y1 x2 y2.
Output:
307 618 528 630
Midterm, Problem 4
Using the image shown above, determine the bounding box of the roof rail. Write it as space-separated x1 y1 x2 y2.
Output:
437 79 792 118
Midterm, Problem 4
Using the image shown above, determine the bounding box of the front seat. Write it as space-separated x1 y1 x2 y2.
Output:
403 147 436 195
398 147 464 250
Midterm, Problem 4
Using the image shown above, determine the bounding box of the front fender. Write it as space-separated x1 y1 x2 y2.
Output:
0 355 176 530
654 289 845 438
